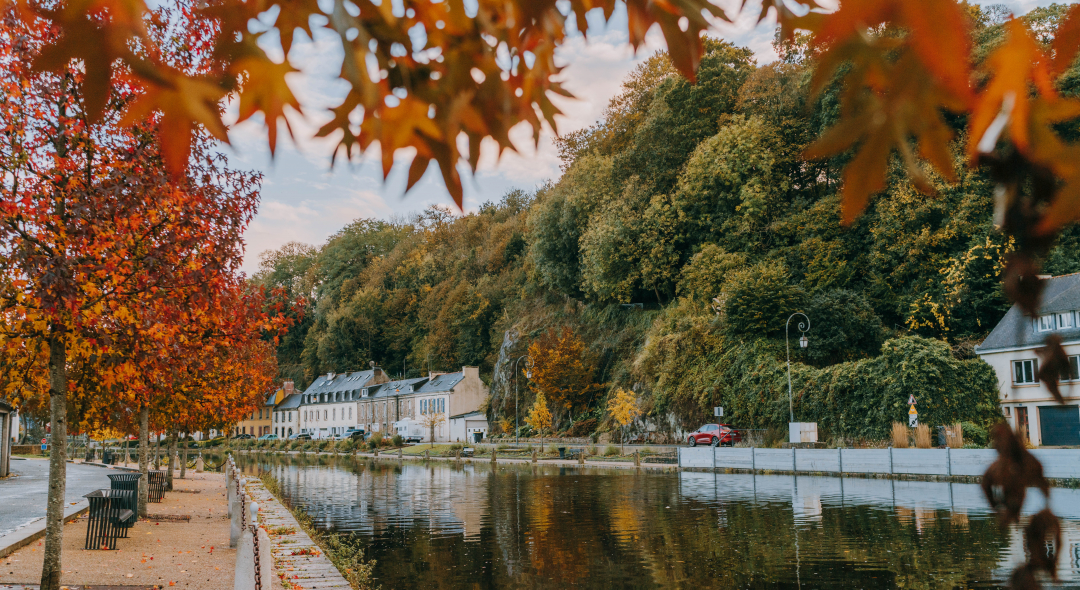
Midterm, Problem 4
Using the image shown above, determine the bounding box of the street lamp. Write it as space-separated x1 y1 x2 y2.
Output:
786 312 810 423
512 354 528 446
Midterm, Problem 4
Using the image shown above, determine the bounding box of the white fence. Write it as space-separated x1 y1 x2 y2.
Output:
678 447 1080 479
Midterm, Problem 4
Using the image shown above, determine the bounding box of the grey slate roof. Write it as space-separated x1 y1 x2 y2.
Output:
450 410 485 420
276 393 303 410
299 369 381 405
367 377 429 399
417 372 464 393
978 273 1080 352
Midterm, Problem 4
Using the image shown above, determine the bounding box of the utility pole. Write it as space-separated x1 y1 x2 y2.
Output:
512 355 527 446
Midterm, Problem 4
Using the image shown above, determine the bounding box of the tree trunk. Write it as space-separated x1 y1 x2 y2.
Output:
138 405 149 518
166 429 177 491
40 336 67 590
179 432 188 479
154 435 161 470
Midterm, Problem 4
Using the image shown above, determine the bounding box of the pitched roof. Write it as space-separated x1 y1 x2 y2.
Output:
450 410 485 420
275 393 303 410
417 372 464 393
367 377 429 398
299 369 382 403
978 273 1080 352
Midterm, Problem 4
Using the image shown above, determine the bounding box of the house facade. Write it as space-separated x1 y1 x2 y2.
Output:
273 387 301 439
234 384 289 437
296 368 390 439
976 273 1080 447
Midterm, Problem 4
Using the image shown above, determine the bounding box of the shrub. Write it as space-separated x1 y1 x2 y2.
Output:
587 445 597 455
367 432 383 450
603 444 619 456
496 443 510 451
961 421 989 447
891 423 909 448
944 422 964 448
568 418 598 437
391 434 403 447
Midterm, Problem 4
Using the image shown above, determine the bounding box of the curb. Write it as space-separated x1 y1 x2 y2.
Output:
0 501 89 559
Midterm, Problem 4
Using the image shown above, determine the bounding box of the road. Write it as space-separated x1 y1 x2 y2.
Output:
0 459 112 537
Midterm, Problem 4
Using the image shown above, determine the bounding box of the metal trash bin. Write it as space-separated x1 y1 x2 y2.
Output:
148 470 167 503
473 432 482 444
84 490 133 549
558 447 566 459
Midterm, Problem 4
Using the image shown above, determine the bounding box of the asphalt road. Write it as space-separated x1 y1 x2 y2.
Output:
0 459 112 537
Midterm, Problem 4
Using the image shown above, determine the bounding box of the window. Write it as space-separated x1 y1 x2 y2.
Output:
1038 315 1056 332
324 410 328 420
1059 312 1075 330
349 407 352 420
1014 359 1038 384
1062 355 1080 382
439 398 444 413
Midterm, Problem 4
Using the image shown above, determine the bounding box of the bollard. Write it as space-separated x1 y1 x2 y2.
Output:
424 450 429 461
578 450 585 465
229 496 242 548
491 448 497 464
196 454 204 473
532 449 537 464
374 447 379 458
634 451 640 467
455 449 461 462
123 448 131 466
234 523 255 590
399 448 403 460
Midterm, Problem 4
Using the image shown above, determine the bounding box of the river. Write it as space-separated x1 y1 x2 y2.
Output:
233 453 1080 589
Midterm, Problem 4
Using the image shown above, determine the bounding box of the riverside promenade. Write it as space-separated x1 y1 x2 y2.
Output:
0 464 239 589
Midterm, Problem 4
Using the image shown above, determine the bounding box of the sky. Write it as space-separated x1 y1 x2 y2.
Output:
227 0 1057 275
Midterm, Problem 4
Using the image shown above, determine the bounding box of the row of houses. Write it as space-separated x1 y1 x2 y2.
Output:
234 366 490 443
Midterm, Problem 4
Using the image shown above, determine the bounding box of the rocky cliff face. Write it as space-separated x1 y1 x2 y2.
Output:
488 329 524 430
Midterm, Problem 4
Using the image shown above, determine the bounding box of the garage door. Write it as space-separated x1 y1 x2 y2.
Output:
1039 405 1080 446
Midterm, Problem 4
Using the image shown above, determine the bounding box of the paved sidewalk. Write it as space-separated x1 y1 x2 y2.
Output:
0 471 239 589
0 460 112 537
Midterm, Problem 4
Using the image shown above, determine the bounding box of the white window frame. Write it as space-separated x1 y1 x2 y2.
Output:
1063 355 1080 382
1058 312 1075 330
1038 315 1056 332
1013 359 1038 385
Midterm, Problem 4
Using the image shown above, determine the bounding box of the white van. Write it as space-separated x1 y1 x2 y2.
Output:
393 419 426 444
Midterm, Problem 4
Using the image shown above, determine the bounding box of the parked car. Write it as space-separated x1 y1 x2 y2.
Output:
687 424 741 447
344 428 366 441
288 432 312 441
257 434 278 441
233 433 254 440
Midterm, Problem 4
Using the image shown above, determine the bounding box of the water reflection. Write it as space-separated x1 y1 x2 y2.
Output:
233 454 1080 589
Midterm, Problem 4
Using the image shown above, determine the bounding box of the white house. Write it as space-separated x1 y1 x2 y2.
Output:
976 273 1080 447
296 368 390 439
356 367 488 442
273 386 301 439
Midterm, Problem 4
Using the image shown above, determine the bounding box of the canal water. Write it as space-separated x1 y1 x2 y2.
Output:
234 454 1080 589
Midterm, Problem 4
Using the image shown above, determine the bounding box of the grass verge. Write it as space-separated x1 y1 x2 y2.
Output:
260 472 379 590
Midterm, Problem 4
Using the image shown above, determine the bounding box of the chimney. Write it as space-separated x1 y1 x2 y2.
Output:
463 366 479 381
327 372 335 381
284 380 295 395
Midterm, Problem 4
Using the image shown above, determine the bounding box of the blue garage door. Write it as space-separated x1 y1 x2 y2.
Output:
1039 405 1080 446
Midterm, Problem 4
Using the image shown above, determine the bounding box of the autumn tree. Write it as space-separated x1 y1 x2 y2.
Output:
420 407 446 448
525 392 552 451
526 327 601 428
607 388 641 454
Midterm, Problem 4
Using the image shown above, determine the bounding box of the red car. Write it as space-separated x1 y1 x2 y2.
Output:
687 424 741 447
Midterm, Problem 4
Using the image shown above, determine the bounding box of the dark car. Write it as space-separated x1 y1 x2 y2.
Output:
288 432 312 441
344 428 366 441
233 433 254 440
687 424 742 447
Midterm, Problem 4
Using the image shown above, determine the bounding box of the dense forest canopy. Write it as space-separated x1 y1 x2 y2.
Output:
254 4 1080 442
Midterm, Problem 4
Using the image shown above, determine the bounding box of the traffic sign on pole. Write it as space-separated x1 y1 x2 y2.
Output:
908 405 918 427
908 395 916 405
713 407 723 417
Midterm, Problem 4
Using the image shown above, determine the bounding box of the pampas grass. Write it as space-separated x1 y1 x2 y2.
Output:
914 423 932 448
891 422 909 448
944 422 963 448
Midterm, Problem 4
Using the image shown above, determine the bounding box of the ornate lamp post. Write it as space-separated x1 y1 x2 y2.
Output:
512 355 528 446
786 313 810 423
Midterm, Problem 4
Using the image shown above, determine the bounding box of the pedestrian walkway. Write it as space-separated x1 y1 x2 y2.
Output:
244 479 350 590
0 459 112 537
0 470 237 588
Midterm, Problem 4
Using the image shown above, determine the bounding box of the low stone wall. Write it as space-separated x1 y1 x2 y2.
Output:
11 444 40 455
679 446 1080 481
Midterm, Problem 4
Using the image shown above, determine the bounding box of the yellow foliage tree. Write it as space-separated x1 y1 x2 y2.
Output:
526 327 600 427
607 388 642 454
526 392 553 451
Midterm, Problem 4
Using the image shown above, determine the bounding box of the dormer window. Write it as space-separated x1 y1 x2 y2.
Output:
362 389 368 397
1058 312 1075 330
1038 315 1056 332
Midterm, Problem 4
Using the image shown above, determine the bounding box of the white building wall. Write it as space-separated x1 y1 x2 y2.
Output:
979 343 1080 446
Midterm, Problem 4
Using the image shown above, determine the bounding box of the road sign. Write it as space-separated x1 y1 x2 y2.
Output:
40 438 46 445
713 407 724 417
40 443 47 451
908 405 918 427
908 395 916 405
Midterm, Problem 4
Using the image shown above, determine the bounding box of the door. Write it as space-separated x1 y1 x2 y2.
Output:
1039 405 1080 446
1016 407 1029 444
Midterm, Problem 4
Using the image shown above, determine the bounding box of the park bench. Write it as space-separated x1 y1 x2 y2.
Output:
83 489 135 550
461 447 474 457
148 470 167 503
565 448 583 460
